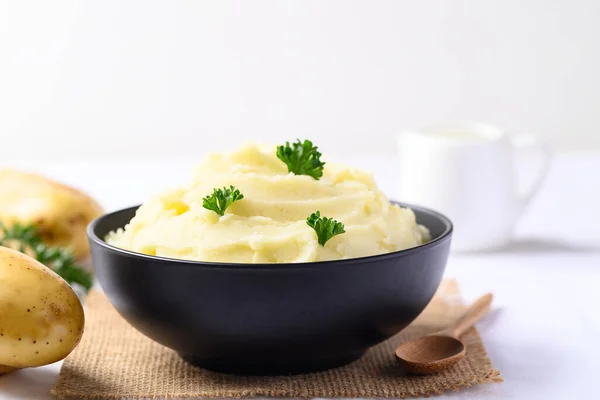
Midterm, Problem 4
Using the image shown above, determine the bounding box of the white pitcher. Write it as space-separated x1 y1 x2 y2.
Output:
396 122 552 252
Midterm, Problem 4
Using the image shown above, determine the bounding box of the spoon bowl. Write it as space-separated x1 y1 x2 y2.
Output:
395 293 493 374
395 335 465 374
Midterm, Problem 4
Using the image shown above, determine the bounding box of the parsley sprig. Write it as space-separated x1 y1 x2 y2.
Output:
306 211 346 246
0 221 93 292
276 139 325 180
202 185 244 216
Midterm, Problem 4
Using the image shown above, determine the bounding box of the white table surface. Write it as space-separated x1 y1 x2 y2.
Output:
1 153 599 400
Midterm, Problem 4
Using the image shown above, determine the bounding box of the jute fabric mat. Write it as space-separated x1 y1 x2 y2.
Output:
51 279 502 399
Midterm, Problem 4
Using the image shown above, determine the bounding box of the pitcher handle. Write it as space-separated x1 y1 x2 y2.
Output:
510 134 553 219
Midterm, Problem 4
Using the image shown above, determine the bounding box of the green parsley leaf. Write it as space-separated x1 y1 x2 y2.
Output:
276 139 325 180
202 185 245 216
306 211 346 246
0 221 94 292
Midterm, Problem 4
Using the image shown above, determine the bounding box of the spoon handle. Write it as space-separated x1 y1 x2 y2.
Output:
441 293 493 338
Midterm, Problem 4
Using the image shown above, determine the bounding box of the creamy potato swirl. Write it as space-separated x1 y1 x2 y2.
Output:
106 144 430 263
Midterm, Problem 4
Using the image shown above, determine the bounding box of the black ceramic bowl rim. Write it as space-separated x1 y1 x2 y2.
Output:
87 202 453 270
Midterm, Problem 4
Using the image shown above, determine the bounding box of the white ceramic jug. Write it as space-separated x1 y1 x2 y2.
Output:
396 122 552 252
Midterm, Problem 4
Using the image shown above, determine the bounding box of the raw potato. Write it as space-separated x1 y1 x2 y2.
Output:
0 365 17 375
0 169 103 260
0 246 85 373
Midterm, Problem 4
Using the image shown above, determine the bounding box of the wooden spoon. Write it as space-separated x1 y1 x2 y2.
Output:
395 293 493 374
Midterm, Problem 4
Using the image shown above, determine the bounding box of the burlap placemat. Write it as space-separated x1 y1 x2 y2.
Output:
51 279 502 399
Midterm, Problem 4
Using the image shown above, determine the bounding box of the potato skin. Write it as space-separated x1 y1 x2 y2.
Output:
0 364 17 375
0 169 103 260
0 246 85 369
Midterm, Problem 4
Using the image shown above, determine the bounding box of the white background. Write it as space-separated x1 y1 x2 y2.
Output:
1 0 599 162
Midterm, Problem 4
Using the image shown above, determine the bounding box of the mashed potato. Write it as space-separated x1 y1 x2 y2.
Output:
106 143 430 263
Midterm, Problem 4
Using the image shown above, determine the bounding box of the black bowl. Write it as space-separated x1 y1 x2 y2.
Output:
87 203 452 375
